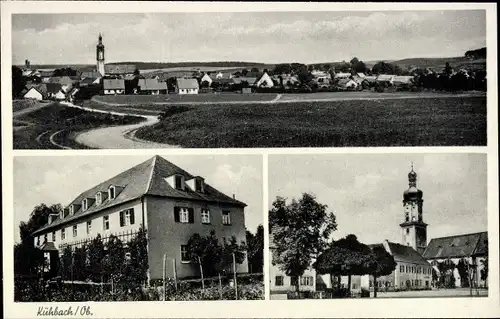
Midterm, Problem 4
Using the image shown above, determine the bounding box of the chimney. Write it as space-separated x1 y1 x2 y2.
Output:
232 194 235 199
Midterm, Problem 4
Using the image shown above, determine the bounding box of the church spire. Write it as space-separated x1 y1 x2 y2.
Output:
408 162 417 188
98 33 102 44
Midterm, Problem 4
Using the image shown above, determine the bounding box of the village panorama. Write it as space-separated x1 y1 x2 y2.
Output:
12 11 487 149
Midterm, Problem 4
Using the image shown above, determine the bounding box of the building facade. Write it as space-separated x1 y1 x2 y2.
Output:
32 156 249 281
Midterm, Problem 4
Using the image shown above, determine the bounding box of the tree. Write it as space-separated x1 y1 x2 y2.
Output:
241 69 249 76
315 234 374 296
217 236 247 276
250 67 259 73
350 57 360 65
186 230 223 288
87 234 105 282
102 235 125 284
60 246 73 281
125 226 149 286
443 62 453 77
269 194 337 292
53 67 77 77
133 68 141 77
369 245 397 297
12 66 27 99
73 245 88 281
273 64 292 75
335 61 351 73
297 66 313 85
200 80 210 89
372 61 402 75
480 258 488 287
246 225 264 273
352 60 367 74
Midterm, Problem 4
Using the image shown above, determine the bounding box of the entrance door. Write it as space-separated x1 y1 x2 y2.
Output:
425 280 429 288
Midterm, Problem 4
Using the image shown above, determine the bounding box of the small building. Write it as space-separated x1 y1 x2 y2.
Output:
45 83 64 99
23 87 45 101
103 79 125 95
137 79 168 95
54 90 66 101
200 73 213 86
376 74 395 85
81 70 102 80
176 78 199 95
335 72 352 79
232 77 257 87
255 72 274 88
104 64 137 77
80 77 101 87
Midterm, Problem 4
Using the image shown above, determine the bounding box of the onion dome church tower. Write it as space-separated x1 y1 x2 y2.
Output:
400 164 428 255
96 33 105 76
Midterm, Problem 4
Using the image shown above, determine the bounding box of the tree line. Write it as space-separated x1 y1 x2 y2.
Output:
269 193 397 298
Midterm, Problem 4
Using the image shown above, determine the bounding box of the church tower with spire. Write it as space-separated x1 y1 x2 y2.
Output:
400 164 428 255
96 33 105 76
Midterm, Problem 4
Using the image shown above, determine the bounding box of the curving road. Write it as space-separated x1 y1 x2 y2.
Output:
59 102 179 149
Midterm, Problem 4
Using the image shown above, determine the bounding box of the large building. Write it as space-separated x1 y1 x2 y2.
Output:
32 156 249 280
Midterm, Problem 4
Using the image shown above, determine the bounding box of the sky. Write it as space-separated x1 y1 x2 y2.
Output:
269 153 488 245
11 10 486 65
13 154 263 243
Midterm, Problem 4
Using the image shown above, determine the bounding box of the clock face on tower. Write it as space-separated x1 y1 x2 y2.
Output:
98 51 104 60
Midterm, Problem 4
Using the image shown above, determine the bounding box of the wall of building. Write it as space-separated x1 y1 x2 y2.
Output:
35 198 145 251
145 196 248 281
24 89 43 100
393 261 432 289
269 249 316 292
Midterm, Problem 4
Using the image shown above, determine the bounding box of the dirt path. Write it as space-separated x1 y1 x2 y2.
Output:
59 102 179 149
13 101 52 118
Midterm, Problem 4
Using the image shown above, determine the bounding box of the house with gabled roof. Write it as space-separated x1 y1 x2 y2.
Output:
32 156 249 281
176 78 199 94
255 72 275 88
103 79 125 95
137 79 168 95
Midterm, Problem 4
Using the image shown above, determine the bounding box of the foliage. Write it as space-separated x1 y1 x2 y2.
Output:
360 288 370 298
87 234 105 282
123 226 149 286
480 258 488 282
102 235 125 282
372 61 403 75
73 245 88 281
53 68 78 77
270 194 337 292
217 236 247 276
465 47 486 59
370 245 397 297
60 246 73 280
246 225 264 273
12 66 27 98
186 230 222 278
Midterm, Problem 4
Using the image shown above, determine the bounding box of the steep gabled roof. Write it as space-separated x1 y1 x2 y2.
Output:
105 64 137 75
422 232 487 259
176 78 199 90
138 79 168 91
33 156 246 235
103 79 125 90
386 242 430 266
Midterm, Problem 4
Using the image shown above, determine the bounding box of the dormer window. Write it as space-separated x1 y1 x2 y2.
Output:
96 192 102 206
195 178 204 193
109 186 116 200
69 205 75 216
82 199 88 211
175 175 184 190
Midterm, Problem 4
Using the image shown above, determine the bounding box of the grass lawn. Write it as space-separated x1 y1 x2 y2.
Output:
135 96 486 148
14 103 145 149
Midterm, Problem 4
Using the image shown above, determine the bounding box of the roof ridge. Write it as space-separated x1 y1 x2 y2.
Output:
145 155 158 194
428 231 487 241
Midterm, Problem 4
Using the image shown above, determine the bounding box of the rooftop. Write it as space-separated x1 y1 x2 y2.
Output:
423 231 488 259
33 156 246 235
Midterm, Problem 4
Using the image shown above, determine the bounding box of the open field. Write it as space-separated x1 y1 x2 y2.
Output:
13 103 145 149
92 93 280 106
134 96 486 148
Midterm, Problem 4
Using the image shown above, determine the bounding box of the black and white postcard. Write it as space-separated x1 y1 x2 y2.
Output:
1 1 498 319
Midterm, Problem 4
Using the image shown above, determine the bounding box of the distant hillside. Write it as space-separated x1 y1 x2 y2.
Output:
106 61 275 70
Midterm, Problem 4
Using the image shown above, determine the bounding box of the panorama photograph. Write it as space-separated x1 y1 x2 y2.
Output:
268 153 488 299
11 10 487 149
13 155 264 301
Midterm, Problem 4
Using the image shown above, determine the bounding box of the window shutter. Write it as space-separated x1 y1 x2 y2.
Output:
188 208 194 223
130 209 135 225
174 207 180 222
120 211 124 227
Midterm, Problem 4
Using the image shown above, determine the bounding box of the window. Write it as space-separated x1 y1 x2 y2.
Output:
174 207 193 223
222 211 231 225
86 221 92 234
109 186 115 200
301 276 313 286
120 209 135 227
195 179 204 192
82 199 88 211
275 276 284 286
406 228 410 234
61 228 66 240
201 209 210 224
69 205 75 215
352 283 357 289
44 234 47 243
103 216 110 230
411 280 414 286
36 237 40 246
73 225 77 237
52 231 56 242
181 245 189 262
369 281 373 287
175 175 183 190
96 192 102 206
400 265 404 273
406 266 409 273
